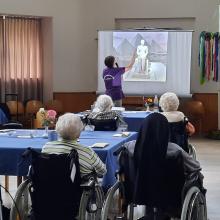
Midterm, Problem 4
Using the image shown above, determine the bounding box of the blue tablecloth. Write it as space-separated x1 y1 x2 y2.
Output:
0 109 8 124
123 111 151 131
0 130 137 188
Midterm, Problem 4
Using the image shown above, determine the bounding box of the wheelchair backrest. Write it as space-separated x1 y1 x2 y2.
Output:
89 117 119 131
134 150 185 213
169 120 189 152
26 149 81 220
159 152 185 212
118 146 136 205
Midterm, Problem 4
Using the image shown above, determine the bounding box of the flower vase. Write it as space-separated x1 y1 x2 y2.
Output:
146 105 150 112
42 126 49 138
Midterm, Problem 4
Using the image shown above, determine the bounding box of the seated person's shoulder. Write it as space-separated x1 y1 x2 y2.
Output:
90 111 117 120
166 142 184 158
161 111 185 123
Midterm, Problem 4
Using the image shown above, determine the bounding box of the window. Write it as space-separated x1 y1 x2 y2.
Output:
0 16 43 102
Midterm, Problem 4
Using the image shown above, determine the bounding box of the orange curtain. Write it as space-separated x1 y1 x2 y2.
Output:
1 17 43 102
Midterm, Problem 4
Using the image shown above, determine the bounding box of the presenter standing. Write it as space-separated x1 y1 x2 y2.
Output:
103 55 135 107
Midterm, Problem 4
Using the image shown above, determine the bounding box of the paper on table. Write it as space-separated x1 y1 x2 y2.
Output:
123 111 137 114
113 134 123 137
113 132 130 137
122 132 130 137
91 143 109 148
17 135 32 139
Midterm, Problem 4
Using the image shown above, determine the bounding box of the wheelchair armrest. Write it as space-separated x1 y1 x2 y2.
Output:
80 177 95 188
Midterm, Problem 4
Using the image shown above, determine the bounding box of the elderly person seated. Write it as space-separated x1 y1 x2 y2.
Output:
133 113 203 219
88 94 127 129
42 113 106 178
159 92 195 136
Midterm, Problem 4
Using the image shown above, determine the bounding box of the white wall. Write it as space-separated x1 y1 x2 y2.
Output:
0 0 96 95
90 0 220 93
0 0 219 94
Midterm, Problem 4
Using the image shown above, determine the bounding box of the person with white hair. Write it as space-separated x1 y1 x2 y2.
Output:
93 94 114 113
42 113 106 177
159 92 195 136
88 94 127 127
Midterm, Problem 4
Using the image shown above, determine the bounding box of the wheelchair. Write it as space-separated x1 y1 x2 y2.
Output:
88 117 119 131
169 119 197 160
10 148 104 220
101 146 207 220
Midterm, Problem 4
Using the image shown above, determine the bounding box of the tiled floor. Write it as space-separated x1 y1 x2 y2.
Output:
190 137 220 220
0 137 220 219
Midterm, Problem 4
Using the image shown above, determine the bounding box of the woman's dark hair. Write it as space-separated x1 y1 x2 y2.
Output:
104 56 115 68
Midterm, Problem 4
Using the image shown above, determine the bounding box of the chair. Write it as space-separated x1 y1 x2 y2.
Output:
45 99 64 115
0 103 11 122
101 146 207 220
10 148 104 220
25 100 44 128
6 101 24 121
182 101 205 134
89 117 119 131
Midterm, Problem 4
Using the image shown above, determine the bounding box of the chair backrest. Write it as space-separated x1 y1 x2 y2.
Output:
6 101 24 115
169 120 189 153
26 149 81 220
25 100 44 115
45 100 63 115
0 103 11 120
89 117 119 131
182 100 205 119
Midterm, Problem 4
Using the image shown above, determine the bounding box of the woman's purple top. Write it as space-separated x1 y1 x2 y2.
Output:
103 67 125 101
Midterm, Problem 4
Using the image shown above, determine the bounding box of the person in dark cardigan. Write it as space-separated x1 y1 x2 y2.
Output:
133 113 201 205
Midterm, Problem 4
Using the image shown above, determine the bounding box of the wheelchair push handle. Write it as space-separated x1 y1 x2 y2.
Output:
80 171 102 188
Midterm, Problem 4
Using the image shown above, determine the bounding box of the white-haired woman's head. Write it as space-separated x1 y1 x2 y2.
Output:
94 95 114 112
56 113 83 140
159 92 179 112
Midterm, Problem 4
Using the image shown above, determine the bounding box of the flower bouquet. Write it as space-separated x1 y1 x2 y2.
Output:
39 108 57 137
143 97 154 111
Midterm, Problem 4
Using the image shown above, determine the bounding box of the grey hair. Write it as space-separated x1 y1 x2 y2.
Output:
94 95 114 112
159 92 179 112
55 113 83 140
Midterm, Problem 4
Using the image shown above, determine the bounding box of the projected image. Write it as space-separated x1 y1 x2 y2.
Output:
113 32 168 82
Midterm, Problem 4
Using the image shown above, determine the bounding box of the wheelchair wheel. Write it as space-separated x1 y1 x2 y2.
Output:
188 144 197 160
101 181 135 220
10 179 31 220
78 184 104 220
181 186 207 220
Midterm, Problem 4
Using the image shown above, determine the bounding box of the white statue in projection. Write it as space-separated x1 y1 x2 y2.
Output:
136 39 149 74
